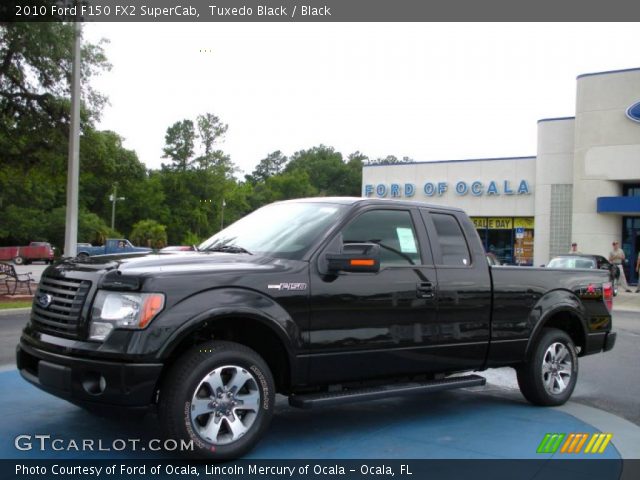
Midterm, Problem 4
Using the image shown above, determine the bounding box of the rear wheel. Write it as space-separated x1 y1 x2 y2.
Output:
13 256 24 265
158 341 275 459
517 328 578 406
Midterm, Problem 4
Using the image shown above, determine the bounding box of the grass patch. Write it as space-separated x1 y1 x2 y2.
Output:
0 300 32 310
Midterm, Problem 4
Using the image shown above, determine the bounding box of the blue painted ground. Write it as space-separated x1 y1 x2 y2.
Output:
0 369 621 465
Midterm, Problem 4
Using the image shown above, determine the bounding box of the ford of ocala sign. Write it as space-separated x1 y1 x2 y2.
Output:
364 180 531 198
626 101 640 123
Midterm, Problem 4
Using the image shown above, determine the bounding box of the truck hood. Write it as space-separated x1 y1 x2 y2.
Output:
51 251 284 277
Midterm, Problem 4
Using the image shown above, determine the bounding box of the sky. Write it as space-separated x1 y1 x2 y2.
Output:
83 22 639 177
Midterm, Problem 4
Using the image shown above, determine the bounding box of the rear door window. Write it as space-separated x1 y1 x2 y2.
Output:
429 213 471 266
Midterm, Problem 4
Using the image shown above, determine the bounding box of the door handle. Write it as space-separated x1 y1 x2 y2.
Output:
417 282 435 299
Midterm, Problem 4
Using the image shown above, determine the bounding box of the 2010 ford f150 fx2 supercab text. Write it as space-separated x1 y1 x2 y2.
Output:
17 198 616 459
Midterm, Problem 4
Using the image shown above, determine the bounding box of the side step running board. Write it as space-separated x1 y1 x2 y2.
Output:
288 374 486 409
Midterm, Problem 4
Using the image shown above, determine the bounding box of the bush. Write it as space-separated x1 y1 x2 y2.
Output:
130 219 168 249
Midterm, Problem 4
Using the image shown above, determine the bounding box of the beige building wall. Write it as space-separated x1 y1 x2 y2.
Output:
534 118 575 266
362 158 536 218
572 69 640 256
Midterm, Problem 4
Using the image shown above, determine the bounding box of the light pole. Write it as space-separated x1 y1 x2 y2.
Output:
63 12 81 257
220 198 226 230
109 184 125 230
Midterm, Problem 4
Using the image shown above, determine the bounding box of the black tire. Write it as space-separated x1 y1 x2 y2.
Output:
517 328 578 406
13 256 24 265
77 252 89 260
158 341 275 459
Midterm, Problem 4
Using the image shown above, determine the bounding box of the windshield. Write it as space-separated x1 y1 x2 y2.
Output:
547 257 596 269
198 202 348 259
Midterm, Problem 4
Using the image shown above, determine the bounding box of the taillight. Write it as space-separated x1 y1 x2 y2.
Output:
603 282 613 312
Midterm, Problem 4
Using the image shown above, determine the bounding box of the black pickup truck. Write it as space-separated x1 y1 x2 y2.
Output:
17 198 616 458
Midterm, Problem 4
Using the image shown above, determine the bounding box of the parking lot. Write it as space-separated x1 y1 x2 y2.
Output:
1 303 639 480
0 365 628 461
1 313 639 465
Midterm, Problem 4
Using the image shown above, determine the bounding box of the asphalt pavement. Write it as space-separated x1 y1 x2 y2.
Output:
0 307 638 467
0 312 26 366
479 311 640 426
2 310 637 424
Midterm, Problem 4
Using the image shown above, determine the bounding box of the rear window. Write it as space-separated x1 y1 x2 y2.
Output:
430 213 471 266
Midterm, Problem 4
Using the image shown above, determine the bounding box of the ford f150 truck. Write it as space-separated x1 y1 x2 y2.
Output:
76 238 152 258
17 198 616 459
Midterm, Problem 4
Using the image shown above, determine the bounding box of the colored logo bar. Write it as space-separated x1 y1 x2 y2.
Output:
537 433 613 454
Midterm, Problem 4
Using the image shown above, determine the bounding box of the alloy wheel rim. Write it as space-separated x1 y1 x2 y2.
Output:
541 342 573 395
190 365 261 445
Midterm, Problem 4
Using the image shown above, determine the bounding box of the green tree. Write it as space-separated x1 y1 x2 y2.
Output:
249 170 317 208
197 113 228 156
0 22 111 247
15 207 119 251
249 150 288 183
285 145 360 196
182 231 201 246
0 22 110 168
130 219 168 248
162 119 196 171
79 129 147 230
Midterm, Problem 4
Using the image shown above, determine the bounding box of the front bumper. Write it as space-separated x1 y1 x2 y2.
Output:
16 341 163 411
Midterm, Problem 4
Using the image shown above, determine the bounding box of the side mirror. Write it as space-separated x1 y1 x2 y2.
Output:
326 243 380 273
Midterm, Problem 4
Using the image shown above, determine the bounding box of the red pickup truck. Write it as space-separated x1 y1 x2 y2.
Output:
0 242 55 265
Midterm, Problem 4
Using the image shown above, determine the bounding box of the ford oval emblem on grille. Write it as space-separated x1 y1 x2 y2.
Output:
626 101 640 123
37 293 53 309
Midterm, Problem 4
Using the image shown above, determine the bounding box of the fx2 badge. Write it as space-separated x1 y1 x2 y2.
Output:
267 283 307 291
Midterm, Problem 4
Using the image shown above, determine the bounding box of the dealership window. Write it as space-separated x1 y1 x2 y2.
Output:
471 217 534 266
621 185 640 284
623 184 640 197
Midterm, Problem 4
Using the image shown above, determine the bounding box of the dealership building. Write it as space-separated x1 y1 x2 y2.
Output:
362 67 640 281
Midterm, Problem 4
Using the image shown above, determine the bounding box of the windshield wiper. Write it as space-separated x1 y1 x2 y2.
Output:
204 245 253 255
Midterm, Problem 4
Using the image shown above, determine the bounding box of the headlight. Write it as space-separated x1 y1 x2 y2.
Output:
89 291 165 341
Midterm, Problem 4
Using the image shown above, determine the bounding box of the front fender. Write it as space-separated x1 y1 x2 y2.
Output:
524 288 587 358
137 287 303 363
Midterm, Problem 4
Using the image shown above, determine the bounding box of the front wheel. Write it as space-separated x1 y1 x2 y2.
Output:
158 341 275 459
516 328 578 406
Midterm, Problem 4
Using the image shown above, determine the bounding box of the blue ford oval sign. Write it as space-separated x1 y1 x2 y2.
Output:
626 101 640 123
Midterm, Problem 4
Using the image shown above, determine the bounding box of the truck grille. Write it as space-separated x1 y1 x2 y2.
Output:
31 277 92 339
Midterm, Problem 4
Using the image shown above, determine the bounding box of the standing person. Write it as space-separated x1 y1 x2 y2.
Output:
568 242 580 254
609 241 631 293
635 255 640 293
